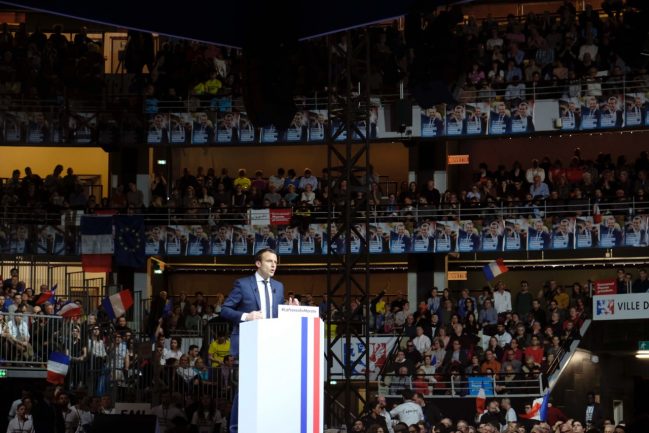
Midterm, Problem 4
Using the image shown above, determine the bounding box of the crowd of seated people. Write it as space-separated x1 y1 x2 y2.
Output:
376 269 612 397
431 149 649 215
4 1 647 107
350 389 627 433
0 23 104 99
148 165 388 218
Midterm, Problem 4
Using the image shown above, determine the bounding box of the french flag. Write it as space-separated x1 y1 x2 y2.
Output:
299 317 323 433
102 290 134 320
57 301 83 319
80 215 114 272
36 284 57 305
475 387 486 415
483 258 509 281
47 352 70 384
520 391 550 421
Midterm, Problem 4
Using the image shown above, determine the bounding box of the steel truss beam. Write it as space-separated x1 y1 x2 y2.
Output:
325 29 372 429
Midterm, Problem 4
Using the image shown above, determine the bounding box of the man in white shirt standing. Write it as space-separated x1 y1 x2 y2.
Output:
501 398 517 431
493 281 512 315
389 389 424 427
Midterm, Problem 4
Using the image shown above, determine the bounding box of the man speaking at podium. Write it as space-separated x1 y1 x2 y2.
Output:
221 248 298 433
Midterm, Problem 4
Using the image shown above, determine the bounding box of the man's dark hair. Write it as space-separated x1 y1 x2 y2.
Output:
401 389 414 400
188 344 198 351
255 248 277 263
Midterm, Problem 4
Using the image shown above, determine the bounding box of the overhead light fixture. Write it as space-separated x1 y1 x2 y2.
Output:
157 159 167 165
635 354 649 359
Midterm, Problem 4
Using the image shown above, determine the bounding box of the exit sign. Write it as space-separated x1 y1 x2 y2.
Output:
448 271 468 281
0 369 7 378
447 154 470 165
639 341 649 350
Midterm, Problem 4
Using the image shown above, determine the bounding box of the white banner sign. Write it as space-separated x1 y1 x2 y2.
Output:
329 336 398 380
593 293 649 321
248 209 270 226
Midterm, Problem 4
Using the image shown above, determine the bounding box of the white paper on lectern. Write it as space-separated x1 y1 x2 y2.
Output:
239 317 324 433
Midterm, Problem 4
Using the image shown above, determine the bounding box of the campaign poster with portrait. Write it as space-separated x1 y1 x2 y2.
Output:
164 225 185 256
4 112 26 143
411 221 435 253
527 217 551 251
26 112 50 144
420 105 445 137
232 225 253 256
300 224 327 255
624 93 645 127
387 222 412 254
503 219 528 252
510 100 535 134
146 113 169 145
558 98 580 131
575 217 596 249
145 225 167 255
209 225 233 256
169 113 192 144
457 220 482 253
597 214 624 248
69 112 97 144
330 118 348 142
481 219 504 252
35 225 66 255
352 119 370 141
624 215 648 247
252 225 277 254
489 101 511 135
276 225 300 255
185 225 210 256
368 223 390 254
550 217 575 250
97 113 118 145
8 225 31 254
368 103 379 139
433 220 458 253
215 111 239 144
260 125 279 143
285 111 309 142
328 223 345 255
238 112 255 143
349 224 365 254
598 94 624 129
191 112 216 144
120 112 142 145
307 110 326 142
579 95 601 130
445 103 466 136
467 103 489 135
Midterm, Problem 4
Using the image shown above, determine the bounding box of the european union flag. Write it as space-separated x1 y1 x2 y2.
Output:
114 215 145 268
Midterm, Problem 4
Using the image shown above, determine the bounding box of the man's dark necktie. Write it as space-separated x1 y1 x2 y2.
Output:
263 280 272 318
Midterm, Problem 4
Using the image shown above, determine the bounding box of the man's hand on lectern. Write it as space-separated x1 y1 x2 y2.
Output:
288 297 300 306
246 311 264 320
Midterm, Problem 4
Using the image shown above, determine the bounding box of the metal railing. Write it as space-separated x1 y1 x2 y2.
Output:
0 312 73 368
378 371 545 398
67 331 238 403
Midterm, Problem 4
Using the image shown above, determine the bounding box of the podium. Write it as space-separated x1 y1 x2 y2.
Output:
240 312 324 433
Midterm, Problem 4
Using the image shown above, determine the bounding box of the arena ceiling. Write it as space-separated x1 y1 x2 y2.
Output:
0 0 473 47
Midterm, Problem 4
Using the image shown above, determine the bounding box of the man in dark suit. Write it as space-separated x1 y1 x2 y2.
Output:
412 222 435 252
220 248 297 433
457 220 481 252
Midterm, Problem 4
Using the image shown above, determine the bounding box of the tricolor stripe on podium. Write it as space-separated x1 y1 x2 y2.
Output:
300 317 322 433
